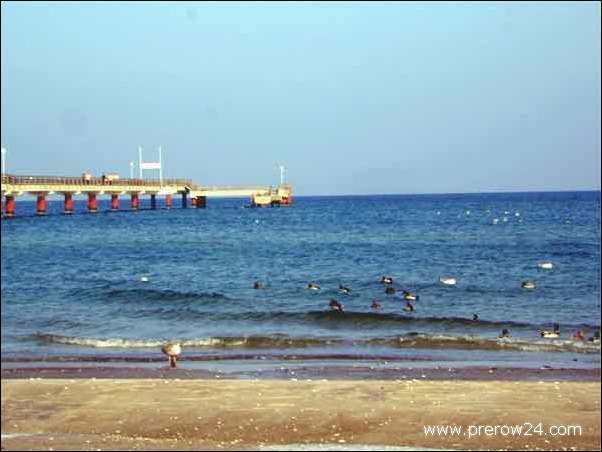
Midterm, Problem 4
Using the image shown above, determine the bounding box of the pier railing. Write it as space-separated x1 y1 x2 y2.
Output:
1 174 192 188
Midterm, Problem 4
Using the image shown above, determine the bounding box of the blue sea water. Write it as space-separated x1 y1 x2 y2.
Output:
1 192 601 370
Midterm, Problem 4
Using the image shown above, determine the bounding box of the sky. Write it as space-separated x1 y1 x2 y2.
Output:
1 1 600 195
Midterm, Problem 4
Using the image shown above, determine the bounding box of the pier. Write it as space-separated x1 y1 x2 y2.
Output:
0 174 292 217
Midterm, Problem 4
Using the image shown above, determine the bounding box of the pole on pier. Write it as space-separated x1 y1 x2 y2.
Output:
158 146 163 186
1 147 6 177
131 193 139 210
165 194 173 209
111 194 120 211
64 193 74 215
5 195 15 218
150 194 157 210
88 193 98 213
138 146 143 180
182 193 188 209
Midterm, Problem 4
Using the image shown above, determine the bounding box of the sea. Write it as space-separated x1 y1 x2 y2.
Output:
1 191 601 375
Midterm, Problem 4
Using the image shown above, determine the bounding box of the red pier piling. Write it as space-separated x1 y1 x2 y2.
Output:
36 194 47 216
111 194 119 211
131 193 139 210
5 195 15 218
88 193 98 213
64 193 74 215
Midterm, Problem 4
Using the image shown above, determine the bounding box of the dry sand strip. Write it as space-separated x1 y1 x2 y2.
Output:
1 379 600 451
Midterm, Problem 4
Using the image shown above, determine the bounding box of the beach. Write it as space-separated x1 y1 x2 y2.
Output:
1 376 600 451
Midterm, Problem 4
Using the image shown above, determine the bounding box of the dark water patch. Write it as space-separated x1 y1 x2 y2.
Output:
70 286 229 304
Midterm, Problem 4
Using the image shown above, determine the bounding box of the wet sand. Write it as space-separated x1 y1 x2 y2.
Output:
1 378 600 451
1 364 600 381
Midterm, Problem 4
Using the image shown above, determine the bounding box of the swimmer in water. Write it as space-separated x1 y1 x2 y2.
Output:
339 285 351 295
473 314 479 321
381 276 393 285
254 281 265 289
499 328 511 339
540 323 560 338
385 286 396 295
403 301 415 312
370 299 382 310
329 299 344 312
572 330 586 341
402 290 418 302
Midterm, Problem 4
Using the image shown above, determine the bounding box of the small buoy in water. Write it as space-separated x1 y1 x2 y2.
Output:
521 280 536 290
307 283 321 291
439 276 457 286
538 261 554 269
492 218 499 225
140 276 149 282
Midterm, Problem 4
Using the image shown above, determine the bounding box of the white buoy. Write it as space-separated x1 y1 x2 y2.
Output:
140 276 149 282
538 261 554 270
439 277 457 286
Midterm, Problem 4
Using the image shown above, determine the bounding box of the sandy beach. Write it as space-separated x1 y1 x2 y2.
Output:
1 378 600 451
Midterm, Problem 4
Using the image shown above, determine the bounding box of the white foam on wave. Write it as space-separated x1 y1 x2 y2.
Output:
394 333 601 354
37 334 245 349
37 333 602 354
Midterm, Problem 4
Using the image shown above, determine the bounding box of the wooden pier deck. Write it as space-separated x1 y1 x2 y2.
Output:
1 174 292 217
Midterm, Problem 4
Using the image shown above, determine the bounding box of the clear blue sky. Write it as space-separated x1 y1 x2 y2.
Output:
1 1 600 195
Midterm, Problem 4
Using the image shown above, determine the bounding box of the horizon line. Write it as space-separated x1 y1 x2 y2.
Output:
293 188 602 197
